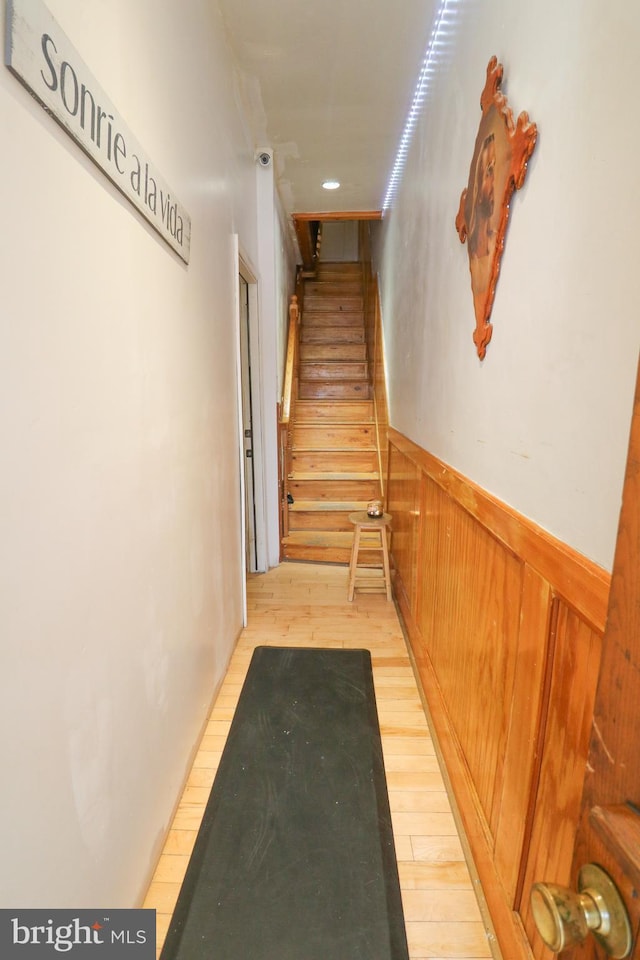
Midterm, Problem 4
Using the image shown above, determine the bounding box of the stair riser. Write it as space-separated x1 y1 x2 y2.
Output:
282 530 385 565
300 362 368 381
300 327 364 343
299 381 372 400
282 544 352 564
302 314 364 327
304 282 362 296
291 451 378 473
288 500 370 512
288 511 357 532
288 479 381 500
293 425 376 449
315 263 362 279
304 298 363 312
294 400 374 422
299 343 367 361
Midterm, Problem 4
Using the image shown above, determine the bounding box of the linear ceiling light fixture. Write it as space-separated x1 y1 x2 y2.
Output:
382 0 461 212
322 179 341 190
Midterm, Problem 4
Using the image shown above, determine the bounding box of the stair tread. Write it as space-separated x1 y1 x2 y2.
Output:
292 445 376 453
304 300 363 306
301 317 364 323
303 318 364 326
300 346 367 358
283 531 378 547
298 379 372 385
305 285 362 292
300 370 369 378
302 315 364 322
294 415 374 420
281 546 351 564
301 332 365 342
299 375 369 382
316 262 361 270
295 415 374 423
294 403 374 419
284 530 364 547
288 480 381 500
290 471 379 481
293 420 375 426
299 385 372 399
289 500 369 511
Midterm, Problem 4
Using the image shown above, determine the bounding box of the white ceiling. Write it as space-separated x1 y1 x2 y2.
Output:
218 0 440 215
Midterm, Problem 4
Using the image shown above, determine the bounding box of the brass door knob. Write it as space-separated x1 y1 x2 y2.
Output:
530 864 632 958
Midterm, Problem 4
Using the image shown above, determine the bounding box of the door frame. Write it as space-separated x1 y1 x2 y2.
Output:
232 238 267 623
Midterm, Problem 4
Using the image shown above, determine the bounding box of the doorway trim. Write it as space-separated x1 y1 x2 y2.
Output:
232 238 267 622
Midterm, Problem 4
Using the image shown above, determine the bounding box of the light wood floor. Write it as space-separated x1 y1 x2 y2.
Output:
144 562 494 959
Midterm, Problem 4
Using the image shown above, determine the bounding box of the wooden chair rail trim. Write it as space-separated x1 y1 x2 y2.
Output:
388 427 610 633
396 586 535 960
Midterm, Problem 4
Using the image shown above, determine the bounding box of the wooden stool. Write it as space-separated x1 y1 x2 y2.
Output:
347 511 393 601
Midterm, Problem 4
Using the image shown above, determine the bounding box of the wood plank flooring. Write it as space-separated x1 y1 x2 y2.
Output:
143 562 495 960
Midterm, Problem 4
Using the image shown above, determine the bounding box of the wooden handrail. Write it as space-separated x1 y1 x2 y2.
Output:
280 294 300 425
278 286 303 554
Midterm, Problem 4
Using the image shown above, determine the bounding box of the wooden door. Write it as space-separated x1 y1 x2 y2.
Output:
521 357 640 958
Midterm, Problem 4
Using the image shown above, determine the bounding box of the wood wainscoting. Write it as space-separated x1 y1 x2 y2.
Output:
386 428 611 960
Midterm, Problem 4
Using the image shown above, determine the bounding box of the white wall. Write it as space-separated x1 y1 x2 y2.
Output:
275 197 298 400
0 0 278 906
255 163 297 568
377 0 640 570
320 221 359 262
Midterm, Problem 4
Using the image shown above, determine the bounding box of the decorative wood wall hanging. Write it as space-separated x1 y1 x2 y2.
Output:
455 57 537 359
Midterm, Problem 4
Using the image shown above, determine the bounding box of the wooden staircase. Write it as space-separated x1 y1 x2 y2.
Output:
282 262 382 563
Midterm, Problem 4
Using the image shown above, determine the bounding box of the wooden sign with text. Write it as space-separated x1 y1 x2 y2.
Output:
5 0 191 263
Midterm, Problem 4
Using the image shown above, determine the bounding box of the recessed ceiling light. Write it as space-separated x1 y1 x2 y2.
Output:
322 179 340 190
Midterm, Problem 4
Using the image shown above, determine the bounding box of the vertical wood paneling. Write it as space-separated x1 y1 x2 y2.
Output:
387 444 420 618
517 603 602 959
417 477 522 837
494 567 553 903
385 430 609 960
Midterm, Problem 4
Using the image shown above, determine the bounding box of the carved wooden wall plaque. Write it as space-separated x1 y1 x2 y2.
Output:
456 57 537 359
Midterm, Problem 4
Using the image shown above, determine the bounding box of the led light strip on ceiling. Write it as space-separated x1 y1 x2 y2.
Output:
382 0 463 213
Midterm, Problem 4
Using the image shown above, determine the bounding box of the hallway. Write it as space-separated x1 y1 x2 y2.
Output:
144 562 494 959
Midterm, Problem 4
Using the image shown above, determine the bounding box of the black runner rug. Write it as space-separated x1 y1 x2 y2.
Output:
160 646 409 960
